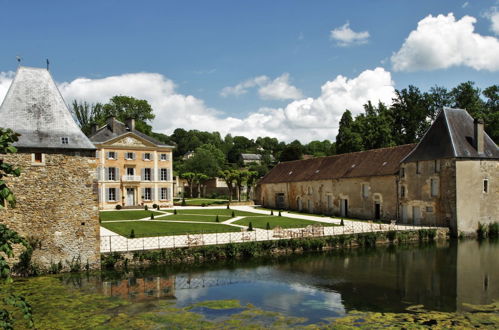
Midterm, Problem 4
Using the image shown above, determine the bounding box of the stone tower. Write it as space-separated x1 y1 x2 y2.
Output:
0 66 100 270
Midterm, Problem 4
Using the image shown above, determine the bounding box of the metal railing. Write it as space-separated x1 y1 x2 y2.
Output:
100 221 444 253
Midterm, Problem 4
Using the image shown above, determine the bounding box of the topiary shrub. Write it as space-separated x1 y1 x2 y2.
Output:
340 219 344 226
201 203 206 207
144 205 148 211
150 213 154 220
115 204 122 210
181 197 186 206
248 222 253 231
130 229 135 238
216 215 219 222
174 209 177 215
152 204 158 209
266 222 271 230
270 210 274 216
227 204 230 209
278 210 282 217
231 211 235 218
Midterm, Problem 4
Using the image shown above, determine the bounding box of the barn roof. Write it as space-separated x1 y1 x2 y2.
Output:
259 144 416 184
402 108 499 162
0 66 95 150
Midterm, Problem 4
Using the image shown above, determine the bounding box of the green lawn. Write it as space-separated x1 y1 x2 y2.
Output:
157 214 231 223
175 198 229 206
101 221 241 237
253 207 331 218
174 209 259 217
233 216 338 229
100 210 164 221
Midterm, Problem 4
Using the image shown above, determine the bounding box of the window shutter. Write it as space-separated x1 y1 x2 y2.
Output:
116 188 120 202
142 153 146 160
151 169 155 181
105 188 109 202
167 188 171 200
167 169 171 181
141 188 145 199
116 168 120 180
150 153 154 160
132 152 136 160
141 168 145 181
115 152 118 160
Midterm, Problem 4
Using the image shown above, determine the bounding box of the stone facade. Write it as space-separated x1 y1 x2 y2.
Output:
1 149 100 270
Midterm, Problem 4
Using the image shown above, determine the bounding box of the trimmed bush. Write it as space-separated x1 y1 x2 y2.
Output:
144 205 148 211
278 210 282 217
270 210 274 216
150 213 155 220
152 204 158 209
248 222 253 231
227 204 230 209
115 204 122 210
181 198 187 206
174 209 177 215
216 215 220 222
130 229 135 238
340 219 344 226
266 222 271 230
231 211 235 218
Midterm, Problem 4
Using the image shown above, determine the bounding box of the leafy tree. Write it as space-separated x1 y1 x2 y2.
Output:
358 101 395 150
234 170 248 202
195 173 210 198
450 81 486 119
218 169 238 202
279 140 303 161
0 128 34 329
183 144 225 178
426 86 452 120
180 172 196 198
335 110 363 154
245 171 259 201
483 85 499 142
70 101 105 136
102 96 155 135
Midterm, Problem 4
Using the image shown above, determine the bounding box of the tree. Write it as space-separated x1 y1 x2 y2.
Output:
234 170 248 202
450 81 486 119
218 169 238 202
279 140 303 161
70 101 104 136
358 101 395 150
483 85 499 142
180 172 196 198
183 144 225 178
0 128 34 329
335 110 363 154
426 86 452 120
195 173 210 198
102 96 155 135
245 171 259 201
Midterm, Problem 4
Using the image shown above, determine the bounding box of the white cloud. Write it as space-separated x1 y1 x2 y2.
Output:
219 75 269 97
221 73 302 101
391 13 499 71
485 7 499 35
258 73 303 100
330 22 369 46
0 71 15 104
0 68 395 143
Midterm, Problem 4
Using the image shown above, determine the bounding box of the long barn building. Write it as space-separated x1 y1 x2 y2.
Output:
256 108 499 236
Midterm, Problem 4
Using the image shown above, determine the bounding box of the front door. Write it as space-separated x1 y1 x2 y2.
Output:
374 202 381 220
413 206 421 225
126 188 135 206
401 205 408 224
340 199 348 217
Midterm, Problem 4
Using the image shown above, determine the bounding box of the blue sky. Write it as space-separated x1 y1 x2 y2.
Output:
1 0 498 142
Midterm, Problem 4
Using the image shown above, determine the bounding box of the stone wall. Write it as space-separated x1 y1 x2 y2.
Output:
258 175 399 221
0 149 100 270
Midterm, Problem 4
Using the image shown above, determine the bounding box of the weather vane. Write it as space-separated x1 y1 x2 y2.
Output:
16 55 21 64
46 59 50 71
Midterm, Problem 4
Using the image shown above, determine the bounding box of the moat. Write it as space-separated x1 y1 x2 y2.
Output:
4 239 499 328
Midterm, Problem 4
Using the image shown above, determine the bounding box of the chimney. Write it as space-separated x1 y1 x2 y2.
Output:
474 118 484 154
125 117 135 131
106 116 116 132
91 123 98 135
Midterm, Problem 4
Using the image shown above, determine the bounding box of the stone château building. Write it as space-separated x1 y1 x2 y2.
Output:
257 108 499 236
0 66 100 269
88 118 174 209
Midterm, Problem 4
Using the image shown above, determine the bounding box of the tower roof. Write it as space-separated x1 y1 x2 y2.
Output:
0 66 95 150
402 108 499 162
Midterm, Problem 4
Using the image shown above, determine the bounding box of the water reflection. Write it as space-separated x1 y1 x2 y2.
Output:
70 240 499 322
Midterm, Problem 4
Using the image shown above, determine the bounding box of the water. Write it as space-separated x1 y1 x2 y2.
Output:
64 239 499 324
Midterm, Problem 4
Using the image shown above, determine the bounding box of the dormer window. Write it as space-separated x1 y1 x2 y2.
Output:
61 137 69 144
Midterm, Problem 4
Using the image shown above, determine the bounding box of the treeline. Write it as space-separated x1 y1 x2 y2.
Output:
71 81 498 182
336 82 498 154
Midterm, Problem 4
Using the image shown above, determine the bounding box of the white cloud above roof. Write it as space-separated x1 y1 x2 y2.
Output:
391 13 499 71
330 22 370 47
485 7 499 35
220 73 302 100
0 68 394 143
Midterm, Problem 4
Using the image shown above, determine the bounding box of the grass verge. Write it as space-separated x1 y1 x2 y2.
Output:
233 216 338 229
100 210 164 221
101 221 240 237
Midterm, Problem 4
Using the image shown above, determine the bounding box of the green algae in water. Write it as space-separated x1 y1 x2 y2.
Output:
188 299 242 310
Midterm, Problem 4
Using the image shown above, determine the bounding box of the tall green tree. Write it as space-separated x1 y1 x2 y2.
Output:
218 169 238 202
483 85 499 143
450 81 486 119
102 96 155 134
335 110 363 154
359 101 395 150
183 144 225 177
279 140 304 161
70 101 105 136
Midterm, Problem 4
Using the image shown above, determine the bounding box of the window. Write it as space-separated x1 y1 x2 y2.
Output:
107 167 117 181
108 188 117 201
143 168 152 181
426 206 434 212
434 160 440 173
34 153 43 163
400 185 406 197
143 153 152 161
431 178 439 197
327 195 333 210
160 168 169 181
161 187 169 200
416 161 421 174
126 167 134 176
61 137 69 144
362 184 369 198
400 167 405 178
143 188 152 200
160 153 169 161
483 179 489 193
107 151 116 159
125 152 135 160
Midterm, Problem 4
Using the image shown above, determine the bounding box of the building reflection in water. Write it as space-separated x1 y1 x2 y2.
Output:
101 276 175 301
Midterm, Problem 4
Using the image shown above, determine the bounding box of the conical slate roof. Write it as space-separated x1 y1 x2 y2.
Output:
402 108 499 162
0 66 95 150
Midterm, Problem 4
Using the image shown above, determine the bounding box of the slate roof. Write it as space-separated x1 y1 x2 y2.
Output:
241 153 262 161
89 118 174 148
259 144 416 184
0 66 95 150
403 108 499 162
